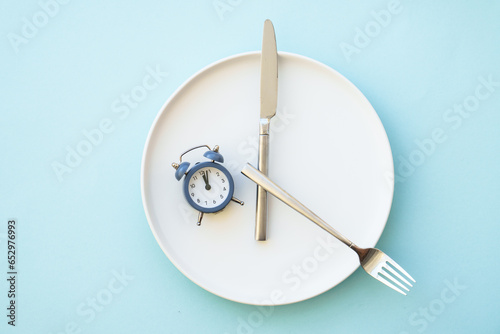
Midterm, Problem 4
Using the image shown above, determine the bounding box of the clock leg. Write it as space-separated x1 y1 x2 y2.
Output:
197 211 204 226
231 197 244 206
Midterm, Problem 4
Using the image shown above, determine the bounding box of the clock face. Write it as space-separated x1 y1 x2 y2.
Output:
183 162 234 213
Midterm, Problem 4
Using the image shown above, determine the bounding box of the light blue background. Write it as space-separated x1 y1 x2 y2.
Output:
1 1 499 333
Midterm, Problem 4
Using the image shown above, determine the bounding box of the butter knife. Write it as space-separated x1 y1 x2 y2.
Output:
255 19 278 241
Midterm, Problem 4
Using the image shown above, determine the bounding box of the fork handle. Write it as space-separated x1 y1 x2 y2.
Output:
242 163 354 247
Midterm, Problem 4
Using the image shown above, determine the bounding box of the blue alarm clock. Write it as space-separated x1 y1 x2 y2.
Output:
172 145 244 226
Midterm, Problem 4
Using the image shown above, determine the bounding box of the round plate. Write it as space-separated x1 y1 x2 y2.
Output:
141 51 394 305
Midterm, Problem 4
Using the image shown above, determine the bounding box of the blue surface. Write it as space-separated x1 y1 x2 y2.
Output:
1 1 499 333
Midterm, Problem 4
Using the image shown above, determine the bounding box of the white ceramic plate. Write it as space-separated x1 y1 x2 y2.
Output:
141 51 394 305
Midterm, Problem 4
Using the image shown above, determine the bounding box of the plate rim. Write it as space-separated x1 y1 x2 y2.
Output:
140 51 394 305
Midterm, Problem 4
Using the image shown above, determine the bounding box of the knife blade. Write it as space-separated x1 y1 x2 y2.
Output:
255 19 278 241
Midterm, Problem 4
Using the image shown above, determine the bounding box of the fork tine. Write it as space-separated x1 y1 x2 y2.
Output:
386 257 416 282
381 268 410 292
384 263 413 287
376 274 407 295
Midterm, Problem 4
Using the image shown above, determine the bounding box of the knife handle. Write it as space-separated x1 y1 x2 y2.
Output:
256 132 269 241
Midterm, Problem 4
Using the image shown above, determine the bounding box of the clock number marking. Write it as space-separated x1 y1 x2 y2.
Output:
187 166 231 209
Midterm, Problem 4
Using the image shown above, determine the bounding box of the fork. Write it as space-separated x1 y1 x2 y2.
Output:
241 163 415 295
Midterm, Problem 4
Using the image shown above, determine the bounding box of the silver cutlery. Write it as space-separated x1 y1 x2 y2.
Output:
242 163 415 295
255 19 278 241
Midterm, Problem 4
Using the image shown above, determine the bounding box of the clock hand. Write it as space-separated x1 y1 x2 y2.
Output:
203 172 211 191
